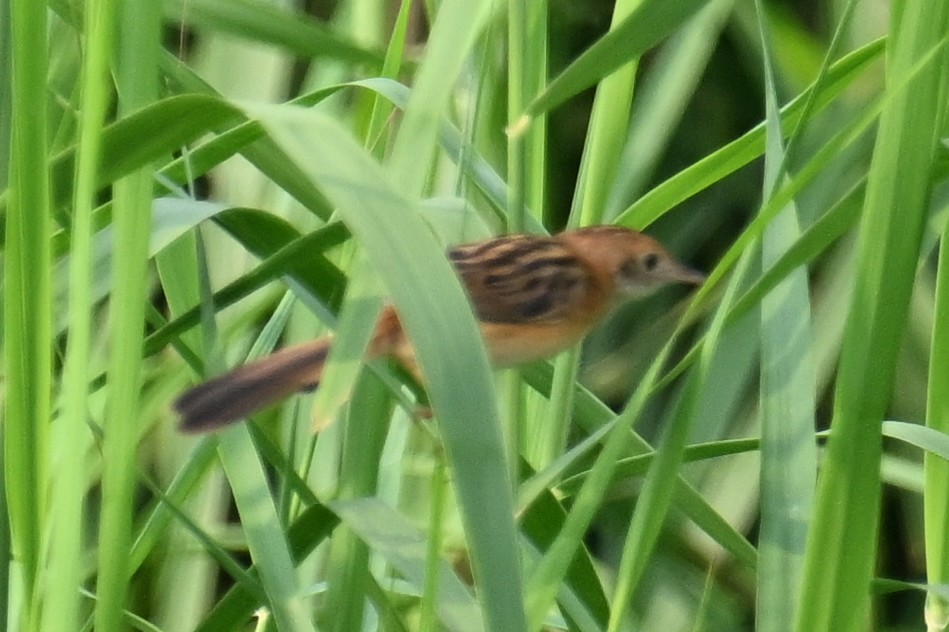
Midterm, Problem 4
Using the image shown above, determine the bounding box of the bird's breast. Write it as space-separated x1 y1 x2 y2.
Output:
479 319 597 367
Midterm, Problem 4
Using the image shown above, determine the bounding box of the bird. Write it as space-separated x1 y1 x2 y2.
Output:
174 225 705 433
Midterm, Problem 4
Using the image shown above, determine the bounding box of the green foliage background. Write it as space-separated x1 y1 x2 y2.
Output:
1 0 948 631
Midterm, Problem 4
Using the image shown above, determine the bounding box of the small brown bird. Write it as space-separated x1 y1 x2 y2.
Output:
175 226 704 432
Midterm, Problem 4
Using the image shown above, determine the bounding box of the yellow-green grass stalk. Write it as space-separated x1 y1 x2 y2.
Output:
95 2 162 631
49 0 116 628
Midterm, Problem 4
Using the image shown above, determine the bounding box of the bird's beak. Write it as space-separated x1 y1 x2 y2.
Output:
669 263 706 286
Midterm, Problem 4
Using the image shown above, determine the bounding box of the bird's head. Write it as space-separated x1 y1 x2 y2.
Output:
562 226 705 298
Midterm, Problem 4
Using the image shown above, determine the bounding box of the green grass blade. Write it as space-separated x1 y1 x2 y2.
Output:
755 3 817 629
605 251 748 631
213 294 317 632
387 0 492 196
606 0 734 213
793 4 949 630
614 38 883 229
308 254 384 432
144 215 350 357
331 497 485 632
925 213 949 629
4 0 53 626
570 0 639 228
188 503 337 631
46 0 116 628
95 3 162 630
507 0 528 234
320 371 394 631
359 0 412 151
525 312 698 629
41 95 240 213
885 422 949 462
517 360 759 570
253 106 526 632
540 0 644 512
539 0 647 499
163 0 382 66
523 0 710 119
505 0 530 486
518 477 610 629
219 424 318 632
0 0 10 187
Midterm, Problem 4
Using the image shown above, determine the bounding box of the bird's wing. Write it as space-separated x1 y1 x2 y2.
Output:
448 236 593 324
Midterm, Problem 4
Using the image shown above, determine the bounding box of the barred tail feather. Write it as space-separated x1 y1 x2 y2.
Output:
175 338 331 433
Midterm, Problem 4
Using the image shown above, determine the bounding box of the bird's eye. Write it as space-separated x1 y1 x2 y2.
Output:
642 253 660 272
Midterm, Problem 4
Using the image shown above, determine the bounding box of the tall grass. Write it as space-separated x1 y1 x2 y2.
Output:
6 1 52 629
2 0 948 630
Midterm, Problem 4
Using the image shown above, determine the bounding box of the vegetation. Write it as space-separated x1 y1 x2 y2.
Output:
1 0 948 630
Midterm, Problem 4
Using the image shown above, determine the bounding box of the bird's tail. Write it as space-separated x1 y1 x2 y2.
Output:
175 308 410 433
175 338 332 433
